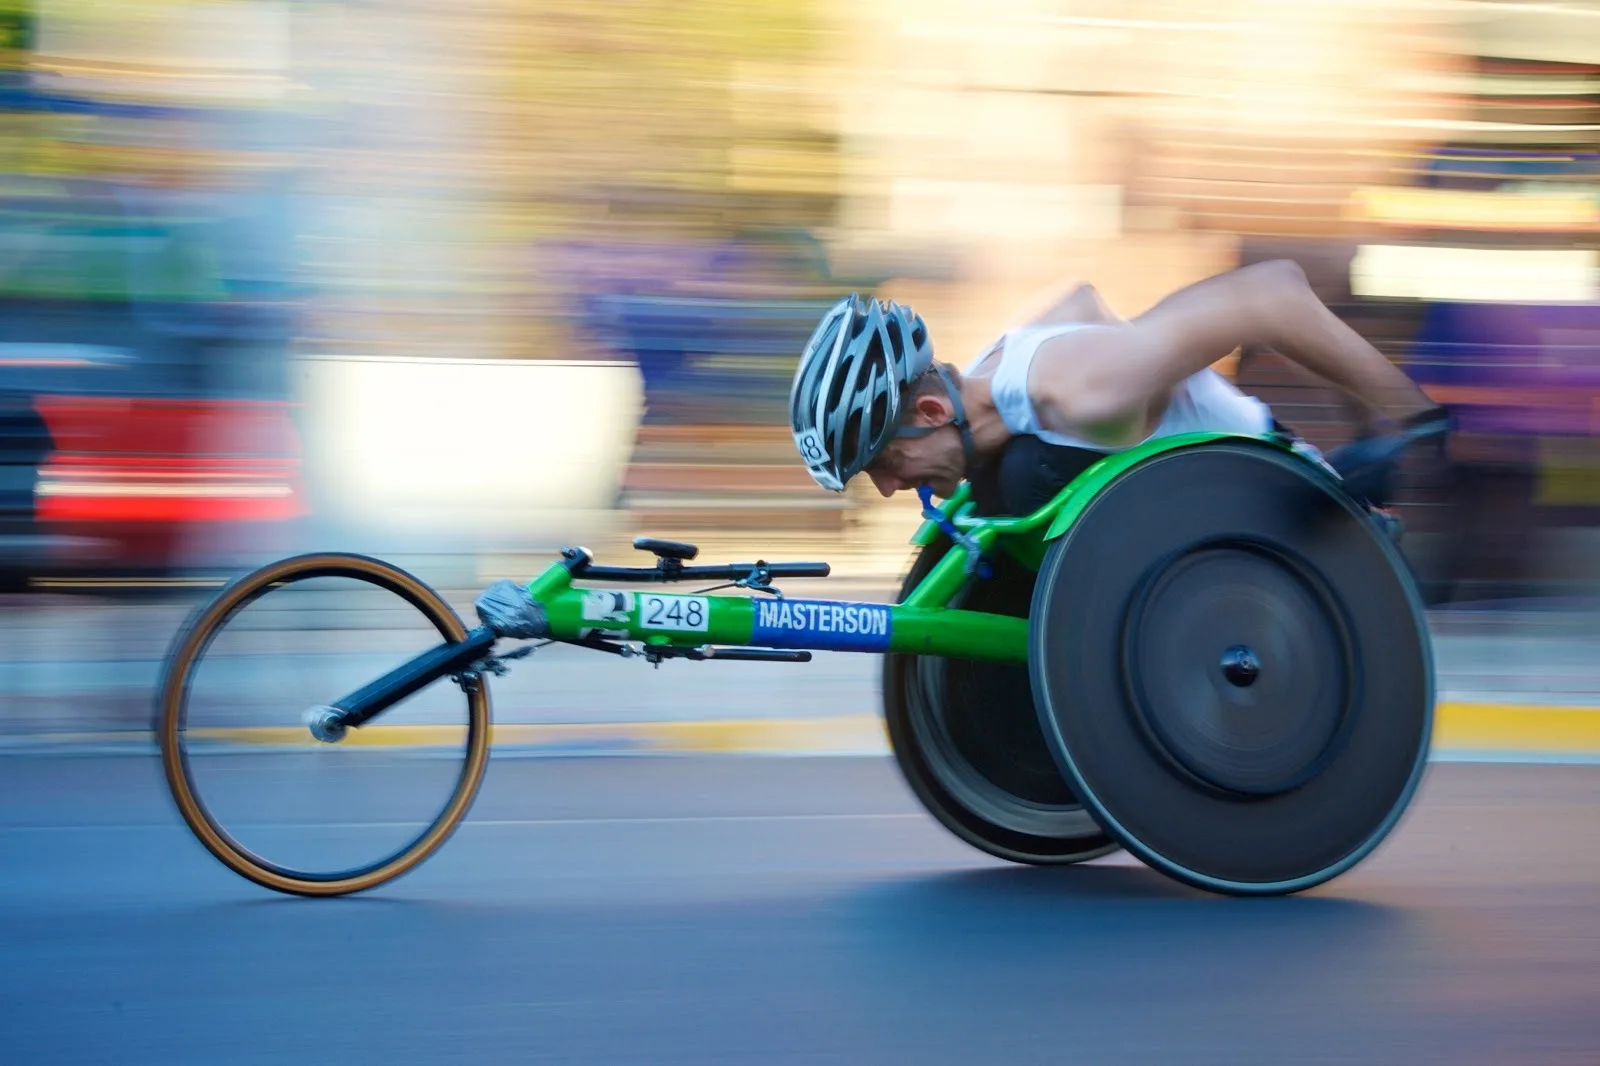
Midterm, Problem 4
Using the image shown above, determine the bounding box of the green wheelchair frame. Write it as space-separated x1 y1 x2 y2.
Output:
159 429 1429 899
515 431 1274 665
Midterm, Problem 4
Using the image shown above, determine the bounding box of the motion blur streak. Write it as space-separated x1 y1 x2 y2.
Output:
0 4 1597 1062
0 0 1592 593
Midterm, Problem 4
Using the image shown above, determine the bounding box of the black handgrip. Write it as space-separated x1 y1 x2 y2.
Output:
1326 408 1455 511
763 562 831 578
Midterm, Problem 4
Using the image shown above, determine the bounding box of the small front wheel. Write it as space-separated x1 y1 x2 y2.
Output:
156 553 492 896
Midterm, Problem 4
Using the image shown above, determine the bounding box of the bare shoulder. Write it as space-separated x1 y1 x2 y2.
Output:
1026 322 1137 396
1026 324 1161 447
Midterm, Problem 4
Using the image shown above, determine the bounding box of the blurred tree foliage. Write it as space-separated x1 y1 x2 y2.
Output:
0 1 846 349
482 0 841 239
290 0 847 353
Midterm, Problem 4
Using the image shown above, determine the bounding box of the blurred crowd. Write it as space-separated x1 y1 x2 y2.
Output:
0 0 1597 604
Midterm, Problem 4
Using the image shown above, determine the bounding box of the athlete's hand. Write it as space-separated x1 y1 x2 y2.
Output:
1397 404 1455 441
1327 403 1455 510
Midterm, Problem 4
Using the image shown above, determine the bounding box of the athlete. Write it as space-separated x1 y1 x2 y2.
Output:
788 260 1451 517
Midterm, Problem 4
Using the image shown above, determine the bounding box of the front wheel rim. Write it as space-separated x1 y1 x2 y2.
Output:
157 553 491 896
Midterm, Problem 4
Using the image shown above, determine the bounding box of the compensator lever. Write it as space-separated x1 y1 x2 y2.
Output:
562 539 830 584
634 537 699 561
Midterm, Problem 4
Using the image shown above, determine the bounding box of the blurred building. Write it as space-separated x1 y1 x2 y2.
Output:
1212 6 1600 602
752 0 1600 599
1 0 1594 598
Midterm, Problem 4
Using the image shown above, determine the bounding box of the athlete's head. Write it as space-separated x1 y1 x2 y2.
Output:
788 294 974 498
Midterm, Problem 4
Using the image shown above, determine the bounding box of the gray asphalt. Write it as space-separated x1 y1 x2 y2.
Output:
1 753 1596 1065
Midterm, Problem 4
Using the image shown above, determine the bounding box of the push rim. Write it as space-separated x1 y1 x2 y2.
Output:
907 652 1101 838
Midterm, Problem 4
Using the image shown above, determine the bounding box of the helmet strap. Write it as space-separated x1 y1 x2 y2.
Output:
894 364 976 474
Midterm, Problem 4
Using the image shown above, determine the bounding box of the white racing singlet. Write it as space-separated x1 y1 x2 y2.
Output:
967 323 1272 452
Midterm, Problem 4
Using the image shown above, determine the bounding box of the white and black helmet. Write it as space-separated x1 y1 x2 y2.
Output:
789 294 970 492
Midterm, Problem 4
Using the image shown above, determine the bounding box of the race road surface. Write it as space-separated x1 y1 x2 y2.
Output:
1 754 1597 1066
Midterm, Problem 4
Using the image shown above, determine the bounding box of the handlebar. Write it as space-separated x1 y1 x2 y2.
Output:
568 555 831 583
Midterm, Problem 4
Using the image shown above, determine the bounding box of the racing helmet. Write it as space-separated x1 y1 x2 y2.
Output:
789 294 946 491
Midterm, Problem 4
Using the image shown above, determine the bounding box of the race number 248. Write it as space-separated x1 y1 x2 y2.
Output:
797 431 825 463
639 594 709 632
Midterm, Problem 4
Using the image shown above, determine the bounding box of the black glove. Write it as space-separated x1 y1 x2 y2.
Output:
1398 404 1455 441
1326 404 1455 510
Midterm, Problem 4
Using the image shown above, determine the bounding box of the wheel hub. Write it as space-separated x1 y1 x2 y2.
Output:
1122 542 1353 797
1219 645 1261 687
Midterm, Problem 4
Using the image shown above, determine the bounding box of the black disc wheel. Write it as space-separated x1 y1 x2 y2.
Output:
1030 442 1433 895
1122 541 1353 797
884 535 1117 865
156 553 491 896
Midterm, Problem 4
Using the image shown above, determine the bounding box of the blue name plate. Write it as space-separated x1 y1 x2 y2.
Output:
750 598 892 652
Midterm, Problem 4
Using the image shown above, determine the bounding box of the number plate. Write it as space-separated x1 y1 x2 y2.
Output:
639 594 710 632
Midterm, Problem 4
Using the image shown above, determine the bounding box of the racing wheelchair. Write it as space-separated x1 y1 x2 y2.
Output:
156 428 1437 897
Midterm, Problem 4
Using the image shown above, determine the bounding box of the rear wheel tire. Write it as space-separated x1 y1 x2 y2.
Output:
883 535 1117 865
1029 442 1433 895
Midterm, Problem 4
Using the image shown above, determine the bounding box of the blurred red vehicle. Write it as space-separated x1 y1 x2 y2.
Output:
28 394 304 586
0 166 305 589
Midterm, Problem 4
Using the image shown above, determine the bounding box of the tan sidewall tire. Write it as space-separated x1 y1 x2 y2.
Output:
157 553 491 896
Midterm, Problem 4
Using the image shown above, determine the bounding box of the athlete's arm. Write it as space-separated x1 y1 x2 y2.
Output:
1026 260 1435 447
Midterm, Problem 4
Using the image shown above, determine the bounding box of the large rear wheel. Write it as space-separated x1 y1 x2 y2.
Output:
1030 442 1433 895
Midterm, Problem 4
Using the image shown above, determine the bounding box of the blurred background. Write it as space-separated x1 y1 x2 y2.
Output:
0 0 1596 602
4 8 1598 1055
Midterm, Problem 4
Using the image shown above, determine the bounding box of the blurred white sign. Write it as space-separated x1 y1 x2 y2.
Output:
1351 245 1600 304
295 356 644 550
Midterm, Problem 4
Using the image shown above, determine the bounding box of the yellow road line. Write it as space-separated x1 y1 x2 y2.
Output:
1432 703 1600 754
179 716 891 753
14 704 1600 755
